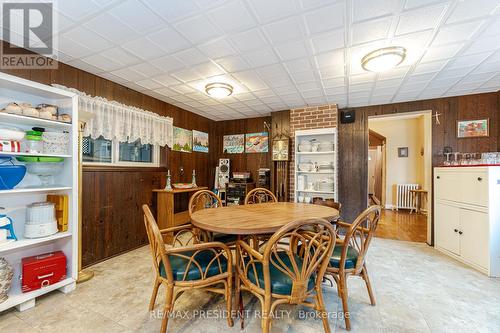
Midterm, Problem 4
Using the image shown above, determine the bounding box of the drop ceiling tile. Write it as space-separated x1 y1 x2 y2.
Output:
109 0 165 34
192 62 225 78
463 34 500 55
129 62 164 77
135 78 163 90
290 71 317 83
256 64 288 79
459 72 496 84
57 35 94 58
243 48 279 67
229 29 269 52
349 83 374 92
207 0 256 34
262 16 305 45
273 85 298 95
62 27 111 52
319 65 344 79
350 73 376 85
395 4 447 36
100 47 141 66
406 72 437 83
215 56 251 72
66 59 104 74
301 89 323 98
233 70 268 91
171 68 203 82
150 55 186 73
55 0 100 21
352 0 398 22
275 40 311 61
412 60 448 74
152 74 182 86
249 0 298 23
322 77 346 88
351 16 392 45
473 60 500 74
420 43 465 63
437 66 474 79
252 89 275 98
121 38 167 60
145 0 200 22
110 67 148 82
324 87 347 95
265 75 294 87
375 78 404 88
84 13 139 44
283 58 314 73
81 54 123 72
174 15 220 44
310 28 345 54
199 38 237 59
432 20 483 46
446 0 500 24
314 49 344 68
147 27 191 53
377 66 410 80
172 48 207 66
304 2 345 34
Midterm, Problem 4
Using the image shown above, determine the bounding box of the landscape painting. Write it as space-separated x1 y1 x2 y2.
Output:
193 130 209 153
457 119 489 138
173 127 192 153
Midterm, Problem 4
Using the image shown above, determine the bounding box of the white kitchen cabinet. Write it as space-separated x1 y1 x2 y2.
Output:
434 167 500 277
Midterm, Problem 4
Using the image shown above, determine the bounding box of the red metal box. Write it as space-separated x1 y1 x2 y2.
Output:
21 251 67 293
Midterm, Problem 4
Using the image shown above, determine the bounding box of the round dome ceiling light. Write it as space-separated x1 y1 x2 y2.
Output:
205 82 233 98
361 46 406 72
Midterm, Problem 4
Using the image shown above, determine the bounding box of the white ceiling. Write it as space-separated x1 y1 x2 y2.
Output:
3 0 500 120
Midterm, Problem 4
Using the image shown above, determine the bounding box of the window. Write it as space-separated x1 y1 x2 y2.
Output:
83 136 159 167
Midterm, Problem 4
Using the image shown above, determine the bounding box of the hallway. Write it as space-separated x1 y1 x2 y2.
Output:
375 209 427 243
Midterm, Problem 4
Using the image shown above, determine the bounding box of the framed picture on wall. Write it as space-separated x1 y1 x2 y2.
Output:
457 119 489 138
398 147 408 157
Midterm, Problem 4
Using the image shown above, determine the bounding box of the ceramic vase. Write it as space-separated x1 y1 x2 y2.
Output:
0 257 14 303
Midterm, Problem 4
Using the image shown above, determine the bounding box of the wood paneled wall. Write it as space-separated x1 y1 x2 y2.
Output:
213 117 272 182
338 92 500 228
1 59 216 267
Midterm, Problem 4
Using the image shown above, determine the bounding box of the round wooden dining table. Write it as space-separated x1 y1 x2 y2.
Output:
190 201 339 328
190 202 339 235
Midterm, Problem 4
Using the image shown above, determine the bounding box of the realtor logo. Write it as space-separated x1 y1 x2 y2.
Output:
1 1 58 69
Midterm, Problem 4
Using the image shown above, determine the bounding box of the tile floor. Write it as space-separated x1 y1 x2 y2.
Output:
1 238 499 333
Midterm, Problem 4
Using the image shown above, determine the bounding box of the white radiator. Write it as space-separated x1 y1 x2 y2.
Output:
396 184 419 210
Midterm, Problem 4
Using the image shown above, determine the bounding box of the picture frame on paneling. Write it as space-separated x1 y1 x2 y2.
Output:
398 147 408 157
457 119 489 138
172 126 192 153
192 130 208 153
245 132 269 153
223 134 244 154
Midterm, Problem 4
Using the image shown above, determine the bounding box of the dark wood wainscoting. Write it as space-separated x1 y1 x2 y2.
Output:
338 92 500 238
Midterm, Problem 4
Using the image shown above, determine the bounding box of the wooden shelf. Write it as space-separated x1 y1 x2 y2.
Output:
0 112 72 129
0 232 72 254
0 186 72 194
296 151 335 155
0 278 75 312
0 151 71 158
297 189 335 194
297 171 335 174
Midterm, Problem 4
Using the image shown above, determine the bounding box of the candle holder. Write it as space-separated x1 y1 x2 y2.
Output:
165 170 172 190
191 169 197 187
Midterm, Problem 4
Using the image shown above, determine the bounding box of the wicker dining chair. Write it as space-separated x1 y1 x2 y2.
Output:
236 218 336 333
188 190 237 245
324 205 382 331
244 188 277 205
312 197 342 223
142 205 233 333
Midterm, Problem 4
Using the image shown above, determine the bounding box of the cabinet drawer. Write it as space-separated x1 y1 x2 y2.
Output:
434 171 460 202
459 172 488 207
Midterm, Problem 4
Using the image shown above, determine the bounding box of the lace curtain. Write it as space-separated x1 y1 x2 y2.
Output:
53 84 173 147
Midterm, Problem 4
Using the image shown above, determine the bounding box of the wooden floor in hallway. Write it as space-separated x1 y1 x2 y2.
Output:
375 209 427 243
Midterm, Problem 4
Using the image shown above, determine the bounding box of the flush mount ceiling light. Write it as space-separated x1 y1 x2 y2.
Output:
205 82 233 98
361 46 406 72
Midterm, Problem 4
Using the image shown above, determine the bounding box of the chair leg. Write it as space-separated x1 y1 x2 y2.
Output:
261 297 272 333
226 279 234 327
362 264 376 306
339 274 351 331
160 285 174 333
149 278 161 311
316 289 331 333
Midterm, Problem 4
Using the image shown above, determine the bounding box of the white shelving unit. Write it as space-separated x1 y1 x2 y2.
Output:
294 128 338 203
0 72 78 312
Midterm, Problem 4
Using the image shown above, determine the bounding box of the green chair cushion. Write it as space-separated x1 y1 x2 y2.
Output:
246 251 315 295
213 233 238 244
159 250 227 281
329 245 359 269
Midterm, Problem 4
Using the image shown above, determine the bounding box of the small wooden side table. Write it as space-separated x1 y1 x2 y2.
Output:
153 186 208 243
409 189 428 214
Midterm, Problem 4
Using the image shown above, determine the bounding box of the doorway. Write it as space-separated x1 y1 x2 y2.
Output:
368 111 432 244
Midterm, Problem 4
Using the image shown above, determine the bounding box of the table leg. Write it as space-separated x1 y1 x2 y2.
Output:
234 235 244 329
